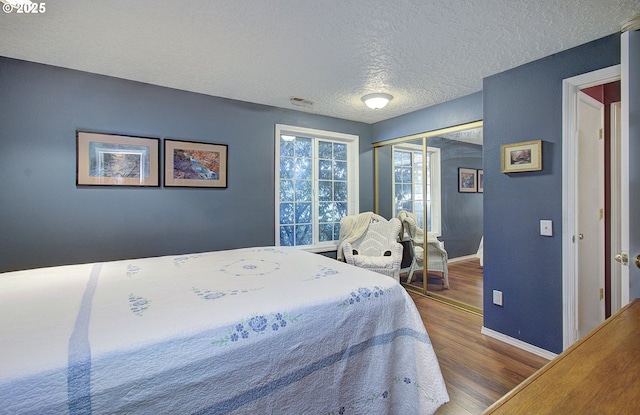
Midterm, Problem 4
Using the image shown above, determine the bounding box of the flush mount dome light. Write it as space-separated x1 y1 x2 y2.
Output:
361 93 393 110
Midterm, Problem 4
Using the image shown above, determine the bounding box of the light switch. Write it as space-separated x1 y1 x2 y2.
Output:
540 220 553 236
493 290 503 306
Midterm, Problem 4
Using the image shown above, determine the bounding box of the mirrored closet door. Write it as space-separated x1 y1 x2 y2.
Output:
374 121 483 314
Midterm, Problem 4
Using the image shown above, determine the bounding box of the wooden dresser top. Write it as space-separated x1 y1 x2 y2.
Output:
482 298 640 415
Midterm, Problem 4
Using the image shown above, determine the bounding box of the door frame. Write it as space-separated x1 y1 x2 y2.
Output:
610 101 623 314
562 64 621 350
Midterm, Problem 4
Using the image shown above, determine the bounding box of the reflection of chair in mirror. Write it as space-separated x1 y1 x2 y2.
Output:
398 210 449 288
338 212 403 282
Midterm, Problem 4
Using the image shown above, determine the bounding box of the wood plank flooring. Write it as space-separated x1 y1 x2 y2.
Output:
408 293 550 415
407 257 484 309
433 258 484 309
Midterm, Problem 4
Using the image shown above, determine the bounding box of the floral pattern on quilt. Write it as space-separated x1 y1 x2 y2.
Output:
338 286 389 307
211 311 301 346
249 247 289 255
126 264 140 277
390 375 441 404
323 375 438 414
192 286 264 300
305 265 340 280
173 254 205 267
128 294 150 316
220 258 281 276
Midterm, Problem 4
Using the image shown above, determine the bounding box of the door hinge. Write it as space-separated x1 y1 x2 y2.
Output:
599 288 604 300
599 208 604 220
615 253 629 266
599 128 603 140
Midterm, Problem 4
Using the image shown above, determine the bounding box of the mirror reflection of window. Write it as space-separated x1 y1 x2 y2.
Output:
393 143 441 235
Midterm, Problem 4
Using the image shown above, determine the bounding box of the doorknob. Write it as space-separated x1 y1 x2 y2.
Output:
615 253 629 266
635 255 640 269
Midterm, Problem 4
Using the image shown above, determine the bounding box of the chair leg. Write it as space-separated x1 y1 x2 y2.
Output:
407 259 416 284
443 269 450 289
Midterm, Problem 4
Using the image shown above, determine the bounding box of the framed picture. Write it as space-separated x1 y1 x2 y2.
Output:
76 131 160 187
458 167 477 193
164 139 228 188
478 169 484 193
501 140 542 173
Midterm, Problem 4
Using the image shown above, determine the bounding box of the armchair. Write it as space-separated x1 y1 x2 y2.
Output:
339 213 403 282
398 210 449 288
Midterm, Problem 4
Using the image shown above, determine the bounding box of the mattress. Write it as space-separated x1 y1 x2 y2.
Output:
0 246 448 414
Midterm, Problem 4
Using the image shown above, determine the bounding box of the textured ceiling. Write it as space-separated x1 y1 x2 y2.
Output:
0 0 637 124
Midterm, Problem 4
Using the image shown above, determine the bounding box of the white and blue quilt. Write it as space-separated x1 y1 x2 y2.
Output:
0 247 448 414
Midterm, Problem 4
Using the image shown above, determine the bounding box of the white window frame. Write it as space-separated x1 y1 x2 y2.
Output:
275 124 359 252
392 143 441 236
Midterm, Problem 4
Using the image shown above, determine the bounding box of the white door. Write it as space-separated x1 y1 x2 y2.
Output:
577 91 605 338
562 65 620 350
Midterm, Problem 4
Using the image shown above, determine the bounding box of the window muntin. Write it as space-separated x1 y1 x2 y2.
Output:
393 144 441 235
275 125 358 250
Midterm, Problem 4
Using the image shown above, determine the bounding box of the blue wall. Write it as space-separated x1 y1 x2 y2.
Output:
0 57 372 272
483 34 621 353
429 137 483 258
628 30 640 300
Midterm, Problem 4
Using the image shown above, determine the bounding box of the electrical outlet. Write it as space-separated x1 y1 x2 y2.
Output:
493 290 503 306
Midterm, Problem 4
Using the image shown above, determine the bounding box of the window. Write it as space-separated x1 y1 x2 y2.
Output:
275 124 359 250
393 144 441 235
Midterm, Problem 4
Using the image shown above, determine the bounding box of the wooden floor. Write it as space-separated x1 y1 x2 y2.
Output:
407 257 484 310
409 293 549 415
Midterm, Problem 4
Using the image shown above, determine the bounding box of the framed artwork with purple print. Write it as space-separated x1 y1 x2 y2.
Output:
164 139 228 188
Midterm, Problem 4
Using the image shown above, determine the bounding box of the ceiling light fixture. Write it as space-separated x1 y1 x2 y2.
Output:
361 93 393 110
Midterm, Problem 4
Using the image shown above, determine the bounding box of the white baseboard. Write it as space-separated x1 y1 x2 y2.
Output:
481 327 558 361
448 254 479 263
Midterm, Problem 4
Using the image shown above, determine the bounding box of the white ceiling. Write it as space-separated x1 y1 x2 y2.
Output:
0 1 637 124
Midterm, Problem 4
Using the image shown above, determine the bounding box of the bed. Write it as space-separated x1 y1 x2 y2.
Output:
0 246 448 414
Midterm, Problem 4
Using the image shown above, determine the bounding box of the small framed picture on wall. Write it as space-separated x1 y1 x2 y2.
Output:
501 140 542 173
478 169 484 193
458 167 477 193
